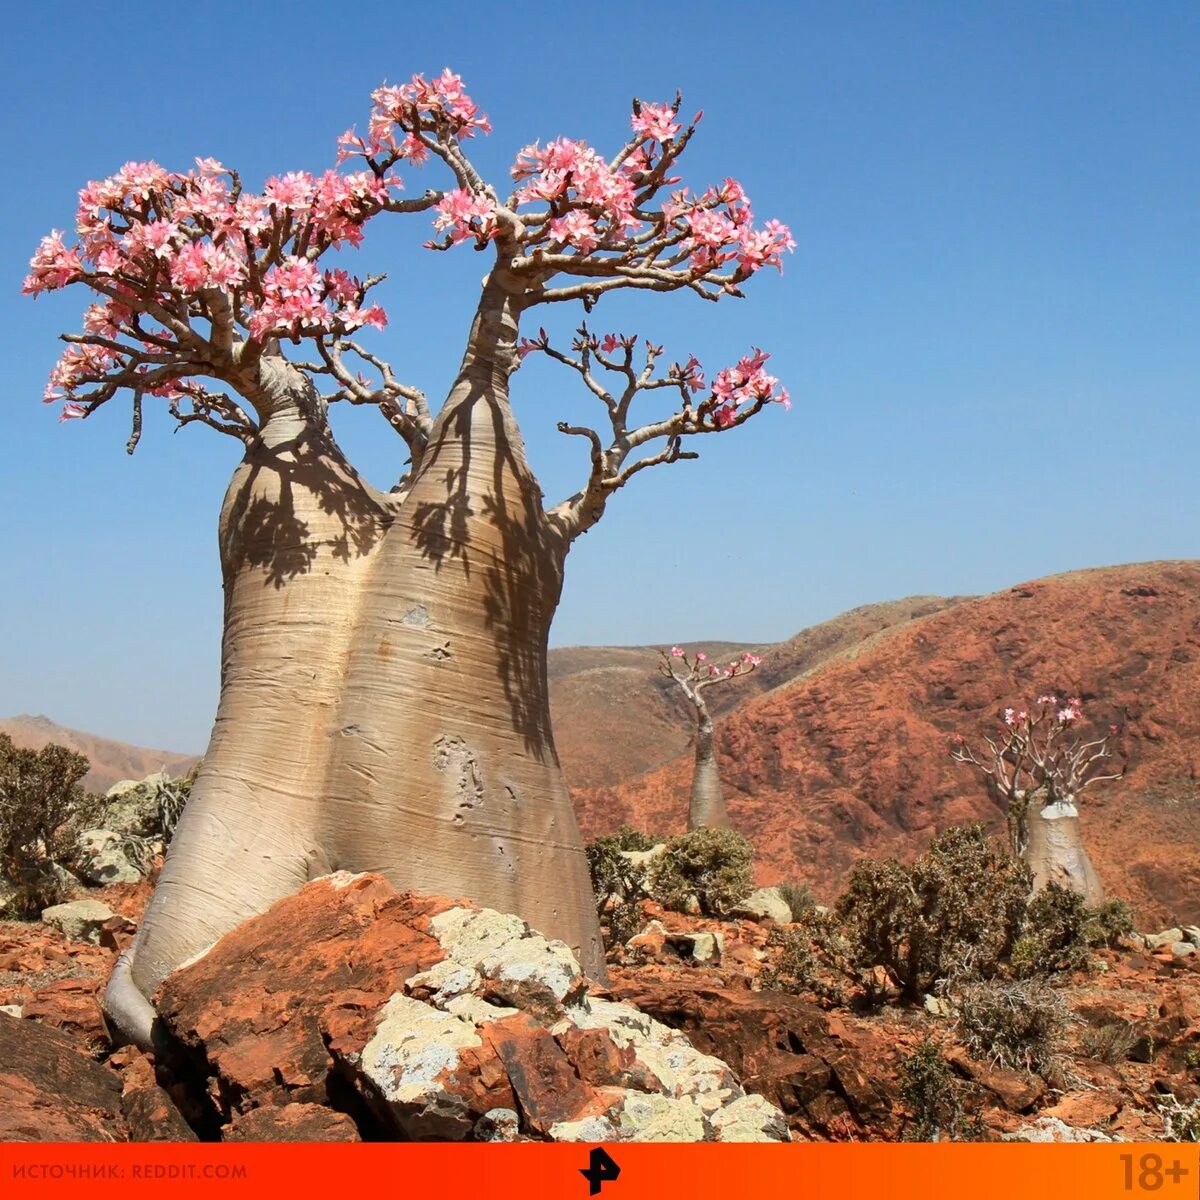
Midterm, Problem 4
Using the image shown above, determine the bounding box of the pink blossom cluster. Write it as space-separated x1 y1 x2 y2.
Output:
247 259 386 341
339 70 491 166
511 137 641 250
433 188 499 245
25 153 396 409
1001 695 1085 727
666 179 796 276
662 646 762 683
710 349 790 426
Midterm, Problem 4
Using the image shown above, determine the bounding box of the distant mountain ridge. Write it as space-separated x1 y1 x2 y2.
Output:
573 561 1200 927
0 714 199 794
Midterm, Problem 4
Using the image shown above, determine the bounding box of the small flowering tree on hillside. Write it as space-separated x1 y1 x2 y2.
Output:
25 71 794 1046
658 646 762 829
950 695 1123 903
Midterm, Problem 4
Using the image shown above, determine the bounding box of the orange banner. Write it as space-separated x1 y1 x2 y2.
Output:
1 1143 1197 1200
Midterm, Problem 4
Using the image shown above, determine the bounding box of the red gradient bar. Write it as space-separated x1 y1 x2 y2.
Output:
1 1142 1197 1200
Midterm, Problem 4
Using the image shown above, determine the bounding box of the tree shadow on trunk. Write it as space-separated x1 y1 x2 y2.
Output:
408 385 564 759
222 426 390 587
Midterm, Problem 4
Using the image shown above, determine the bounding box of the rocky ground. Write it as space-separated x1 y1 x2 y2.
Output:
2 867 1199 1143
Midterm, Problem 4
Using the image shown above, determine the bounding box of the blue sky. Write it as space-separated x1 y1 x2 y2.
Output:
2 2 1197 752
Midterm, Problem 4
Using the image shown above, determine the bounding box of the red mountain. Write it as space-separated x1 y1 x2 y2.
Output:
571 562 1200 927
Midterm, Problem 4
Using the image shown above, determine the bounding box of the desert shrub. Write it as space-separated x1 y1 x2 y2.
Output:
837 824 1030 1000
1158 1094 1200 1142
0 734 97 915
604 825 656 853
1011 883 1092 977
777 880 816 921
1084 898 1136 948
647 827 755 916
953 978 1069 1072
585 833 650 913
1082 1021 1140 1066
899 1038 982 1142
759 911 853 1005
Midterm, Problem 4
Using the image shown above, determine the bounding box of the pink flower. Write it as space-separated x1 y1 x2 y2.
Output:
670 646 684 657
169 243 210 292
23 231 83 294
696 652 707 662
548 210 599 254
631 102 681 143
433 188 498 244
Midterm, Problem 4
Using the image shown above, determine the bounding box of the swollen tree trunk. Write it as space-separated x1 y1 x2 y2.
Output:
688 705 730 831
1010 787 1104 906
106 298 605 1045
321 282 603 977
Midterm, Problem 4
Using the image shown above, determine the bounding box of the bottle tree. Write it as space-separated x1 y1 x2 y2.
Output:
25 71 792 1045
656 646 762 829
950 695 1123 904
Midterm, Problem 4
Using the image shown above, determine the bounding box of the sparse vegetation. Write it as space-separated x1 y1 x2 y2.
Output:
776 880 817 922
899 1038 982 1142
1085 898 1136 948
648 826 755 916
0 734 97 915
953 977 1069 1072
1158 1094 1200 1142
1082 1021 1140 1066
837 824 1030 1000
758 908 854 1005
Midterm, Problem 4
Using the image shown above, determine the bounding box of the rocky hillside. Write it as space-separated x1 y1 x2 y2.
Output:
550 596 962 788
0 716 198 794
573 562 1200 927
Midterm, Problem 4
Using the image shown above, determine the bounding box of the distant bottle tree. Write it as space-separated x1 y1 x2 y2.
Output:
950 695 1123 904
657 646 761 829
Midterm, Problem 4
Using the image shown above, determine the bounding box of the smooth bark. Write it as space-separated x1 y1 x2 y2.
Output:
688 707 730 831
105 297 606 1042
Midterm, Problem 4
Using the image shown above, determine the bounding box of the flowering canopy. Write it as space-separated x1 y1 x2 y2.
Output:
950 694 1124 805
26 71 793 475
659 646 762 695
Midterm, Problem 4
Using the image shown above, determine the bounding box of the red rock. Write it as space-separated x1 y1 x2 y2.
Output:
556 1025 637 1088
609 975 896 1138
1042 1090 1122 1127
119 1053 196 1141
946 1051 1045 1112
23 977 108 1048
481 1013 592 1135
156 874 450 1115
0 1013 125 1141
224 1104 360 1142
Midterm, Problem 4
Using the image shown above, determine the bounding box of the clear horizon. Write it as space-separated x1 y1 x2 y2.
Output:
2 2 1197 752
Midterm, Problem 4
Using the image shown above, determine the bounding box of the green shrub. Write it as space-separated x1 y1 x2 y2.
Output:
585 834 650 913
1012 883 1092 977
953 978 1068 1072
1084 898 1136 948
0 734 97 916
776 880 816 922
759 912 852 1005
606 825 656 853
899 1038 982 1142
837 824 1030 1000
648 827 755 916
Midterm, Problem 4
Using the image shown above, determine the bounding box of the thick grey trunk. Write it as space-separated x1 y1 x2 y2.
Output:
1021 794 1105 905
688 712 730 830
104 298 606 1044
